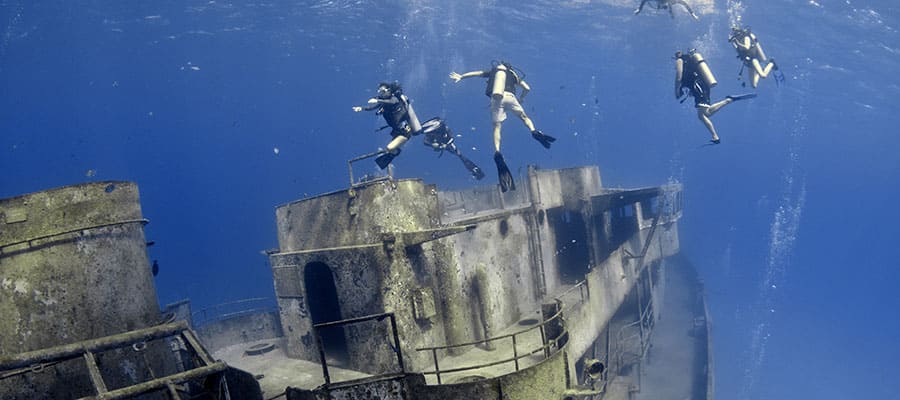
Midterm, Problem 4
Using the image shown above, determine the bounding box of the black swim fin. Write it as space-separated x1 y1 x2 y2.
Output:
459 155 486 180
494 151 516 192
375 149 401 169
531 130 556 149
726 93 758 102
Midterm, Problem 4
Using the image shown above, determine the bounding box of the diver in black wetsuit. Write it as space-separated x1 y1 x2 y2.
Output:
353 82 485 179
728 26 782 88
674 50 756 144
420 118 485 180
634 0 699 20
353 81 422 169
449 61 556 192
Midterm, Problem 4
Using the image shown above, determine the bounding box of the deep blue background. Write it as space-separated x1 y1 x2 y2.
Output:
2 1 899 398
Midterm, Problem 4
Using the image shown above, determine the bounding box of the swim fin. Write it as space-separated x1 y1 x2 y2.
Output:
494 151 516 192
375 149 401 169
460 155 486 180
726 93 758 102
531 130 556 149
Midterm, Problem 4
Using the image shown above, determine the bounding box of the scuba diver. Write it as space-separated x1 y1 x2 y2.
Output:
420 117 486 180
634 0 699 20
352 81 422 169
353 82 485 179
449 61 556 192
728 25 783 88
674 49 756 144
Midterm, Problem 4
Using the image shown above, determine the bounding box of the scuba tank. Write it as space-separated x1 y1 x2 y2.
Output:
690 51 718 88
399 94 422 134
751 34 768 61
491 68 508 100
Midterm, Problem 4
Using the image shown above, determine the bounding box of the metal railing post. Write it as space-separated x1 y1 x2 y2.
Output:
512 335 519 371
389 314 405 373
540 325 549 359
313 328 331 386
432 349 441 384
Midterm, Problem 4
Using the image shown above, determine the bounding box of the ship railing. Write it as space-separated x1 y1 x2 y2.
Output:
0 218 150 256
312 312 405 387
415 302 567 385
191 297 276 328
555 279 590 314
610 285 655 392
347 151 394 189
0 321 227 400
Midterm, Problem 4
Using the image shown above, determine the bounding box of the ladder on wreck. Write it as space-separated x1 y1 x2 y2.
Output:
0 321 230 400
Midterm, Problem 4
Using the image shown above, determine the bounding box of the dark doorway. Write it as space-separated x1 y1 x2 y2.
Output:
304 262 349 365
547 208 591 283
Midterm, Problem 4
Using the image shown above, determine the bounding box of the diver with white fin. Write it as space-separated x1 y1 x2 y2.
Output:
674 50 756 144
728 25 784 88
352 81 422 169
634 0 699 20
449 61 555 192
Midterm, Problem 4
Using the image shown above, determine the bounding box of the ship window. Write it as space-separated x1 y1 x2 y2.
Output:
547 208 591 284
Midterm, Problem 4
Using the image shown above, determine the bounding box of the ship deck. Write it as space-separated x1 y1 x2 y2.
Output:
605 257 710 400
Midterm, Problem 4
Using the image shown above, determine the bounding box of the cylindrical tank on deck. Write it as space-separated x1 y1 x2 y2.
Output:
0 181 160 355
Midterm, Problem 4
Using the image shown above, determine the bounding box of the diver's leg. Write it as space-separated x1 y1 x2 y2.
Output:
635 0 649 14
386 135 408 151
376 134 407 169
696 107 720 142
674 0 699 19
705 98 733 116
491 96 508 152
405 103 423 134
751 58 775 79
503 93 535 131
493 122 503 152
509 100 536 132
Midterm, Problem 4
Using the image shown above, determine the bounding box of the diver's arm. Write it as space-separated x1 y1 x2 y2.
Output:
359 96 396 111
450 70 488 83
675 58 685 99
360 100 380 111
517 80 531 102
735 36 752 52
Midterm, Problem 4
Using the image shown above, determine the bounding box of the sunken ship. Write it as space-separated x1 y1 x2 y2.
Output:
0 163 712 399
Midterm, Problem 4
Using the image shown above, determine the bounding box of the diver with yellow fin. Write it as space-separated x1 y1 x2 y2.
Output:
674 49 756 144
450 61 555 192
353 81 422 169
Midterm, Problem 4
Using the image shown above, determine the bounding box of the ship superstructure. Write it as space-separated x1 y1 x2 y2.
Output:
0 165 712 400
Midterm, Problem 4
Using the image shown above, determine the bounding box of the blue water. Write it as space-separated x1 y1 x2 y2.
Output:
2 1 898 398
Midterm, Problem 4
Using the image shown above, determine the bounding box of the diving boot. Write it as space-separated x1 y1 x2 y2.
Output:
531 130 556 149
375 149 401 169
494 151 516 192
